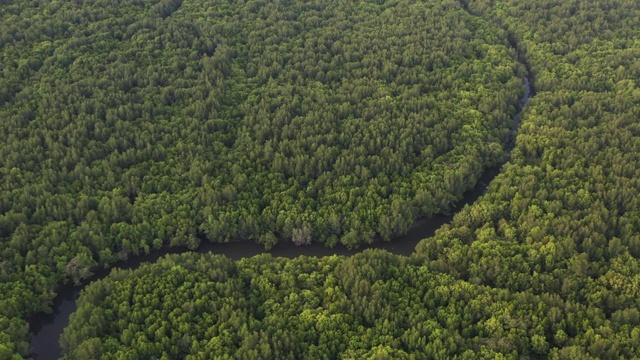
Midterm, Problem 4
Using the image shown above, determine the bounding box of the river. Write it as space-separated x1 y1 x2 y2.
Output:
29 35 534 360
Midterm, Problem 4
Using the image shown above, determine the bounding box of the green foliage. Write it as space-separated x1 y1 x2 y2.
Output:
61 251 640 359
3 0 640 358
0 1 522 356
416 0 640 358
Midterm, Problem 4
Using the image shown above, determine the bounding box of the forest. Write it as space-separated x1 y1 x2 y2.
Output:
1 0 640 358
1 0 522 357
60 251 640 359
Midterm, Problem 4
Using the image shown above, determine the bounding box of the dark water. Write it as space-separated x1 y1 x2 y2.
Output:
29 73 534 360
27 172 484 359
28 176 491 360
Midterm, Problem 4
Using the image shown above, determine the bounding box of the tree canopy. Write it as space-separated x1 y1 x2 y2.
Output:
2 0 640 358
62 251 640 359
0 0 524 356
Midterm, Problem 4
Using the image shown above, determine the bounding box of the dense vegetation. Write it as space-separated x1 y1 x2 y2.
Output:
416 0 640 357
57 250 640 359
0 0 524 356
2 0 640 358
62 251 640 359
59 0 640 359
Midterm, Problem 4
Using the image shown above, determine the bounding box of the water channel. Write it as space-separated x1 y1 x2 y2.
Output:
29 23 534 360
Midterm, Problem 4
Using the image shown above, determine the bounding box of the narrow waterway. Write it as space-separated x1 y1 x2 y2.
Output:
29 15 535 360
29 168 492 360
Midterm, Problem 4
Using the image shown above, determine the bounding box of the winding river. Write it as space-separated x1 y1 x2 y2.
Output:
29 20 534 360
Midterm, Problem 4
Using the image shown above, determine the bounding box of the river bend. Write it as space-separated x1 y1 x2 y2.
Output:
30 16 534 360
